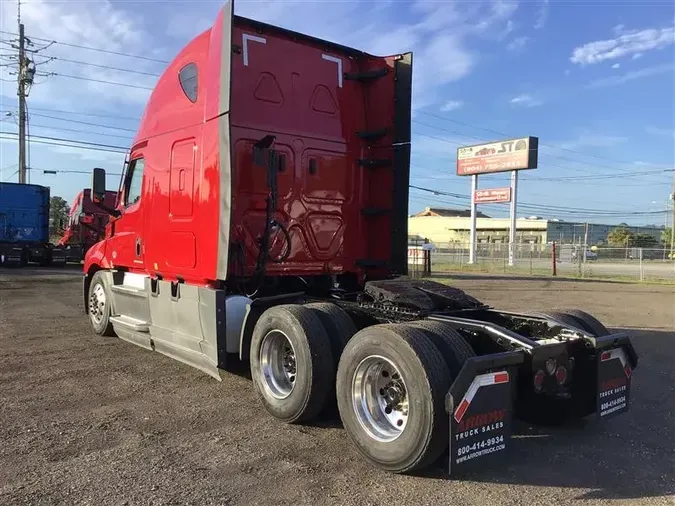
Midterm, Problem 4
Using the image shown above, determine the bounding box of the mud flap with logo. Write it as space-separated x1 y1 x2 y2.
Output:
445 351 524 475
597 347 633 420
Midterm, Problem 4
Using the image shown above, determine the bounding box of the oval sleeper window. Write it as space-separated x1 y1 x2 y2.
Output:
178 63 198 103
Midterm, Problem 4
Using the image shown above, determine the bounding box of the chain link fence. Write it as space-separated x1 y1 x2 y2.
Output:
408 242 675 283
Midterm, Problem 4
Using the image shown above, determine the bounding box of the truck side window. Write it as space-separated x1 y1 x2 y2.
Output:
178 63 198 103
125 158 145 207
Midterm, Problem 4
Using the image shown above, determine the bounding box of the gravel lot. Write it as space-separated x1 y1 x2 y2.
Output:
1 268 674 506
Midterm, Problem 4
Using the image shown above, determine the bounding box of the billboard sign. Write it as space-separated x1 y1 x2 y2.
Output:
457 136 538 176
474 188 511 204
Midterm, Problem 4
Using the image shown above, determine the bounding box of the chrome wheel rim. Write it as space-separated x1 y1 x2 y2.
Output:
260 330 296 399
352 355 409 442
89 283 106 325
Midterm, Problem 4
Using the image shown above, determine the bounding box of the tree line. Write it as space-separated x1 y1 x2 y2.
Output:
606 224 671 248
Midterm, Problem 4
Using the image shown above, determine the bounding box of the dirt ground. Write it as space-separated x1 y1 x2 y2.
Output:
1 268 674 506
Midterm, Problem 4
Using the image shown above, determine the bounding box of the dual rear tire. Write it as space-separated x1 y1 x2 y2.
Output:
250 304 475 473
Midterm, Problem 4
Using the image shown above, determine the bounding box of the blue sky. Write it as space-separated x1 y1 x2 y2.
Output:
0 0 673 226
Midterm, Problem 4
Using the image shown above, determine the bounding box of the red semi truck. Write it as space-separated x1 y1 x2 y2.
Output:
59 189 118 262
83 1 637 475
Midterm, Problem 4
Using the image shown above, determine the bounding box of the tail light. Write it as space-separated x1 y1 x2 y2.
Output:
555 366 568 385
533 370 545 392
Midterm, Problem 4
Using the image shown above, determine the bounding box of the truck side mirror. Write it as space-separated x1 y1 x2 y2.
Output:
92 168 106 204
91 168 121 218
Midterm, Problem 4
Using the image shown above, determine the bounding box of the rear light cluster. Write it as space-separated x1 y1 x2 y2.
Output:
533 358 569 392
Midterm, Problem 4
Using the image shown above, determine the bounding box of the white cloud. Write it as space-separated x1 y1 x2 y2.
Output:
570 26 675 65
440 100 463 112
507 36 530 52
646 126 675 139
509 94 543 107
1 0 522 126
587 64 674 88
534 0 550 30
633 53 643 60
0 0 157 109
612 63 621 69
233 0 519 109
554 133 628 151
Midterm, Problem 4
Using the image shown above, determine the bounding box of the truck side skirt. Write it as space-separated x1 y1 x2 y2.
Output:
103 272 233 380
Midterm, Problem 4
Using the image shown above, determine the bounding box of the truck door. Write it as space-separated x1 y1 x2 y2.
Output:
108 155 146 270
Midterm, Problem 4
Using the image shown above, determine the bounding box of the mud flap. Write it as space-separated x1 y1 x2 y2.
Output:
597 347 633 419
446 351 524 475
589 333 637 421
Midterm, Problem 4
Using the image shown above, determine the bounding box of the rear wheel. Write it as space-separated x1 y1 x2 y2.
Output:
559 309 609 336
250 305 334 424
305 302 357 367
407 320 475 376
336 324 451 473
306 302 358 415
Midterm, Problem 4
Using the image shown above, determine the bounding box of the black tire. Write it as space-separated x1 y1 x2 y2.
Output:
336 324 452 473
88 270 115 336
558 309 609 336
305 302 357 367
341 306 379 331
541 310 584 330
250 304 334 424
305 302 358 416
407 320 476 376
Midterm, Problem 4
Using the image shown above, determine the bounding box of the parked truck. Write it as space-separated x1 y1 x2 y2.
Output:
82 1 637 475
0 182 66 267
59 189 118 263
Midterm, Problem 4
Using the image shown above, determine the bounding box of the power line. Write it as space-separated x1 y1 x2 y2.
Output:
40 169 122 176
409 184 669 217
49 73 155 90
0 104 139 121
22 111 137 132
411 125 671 184
410 128 588 178
27 123 134 140
0 30 169 64
413 109 669 176
41 55 161 77
0 135 128 154
0 131 128 151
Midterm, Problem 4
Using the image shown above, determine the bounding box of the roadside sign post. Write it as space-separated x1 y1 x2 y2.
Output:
508 170 518 267
469 175 477 264
457 136 538 269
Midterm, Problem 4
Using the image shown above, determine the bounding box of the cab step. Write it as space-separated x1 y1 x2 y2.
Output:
110 315 150 332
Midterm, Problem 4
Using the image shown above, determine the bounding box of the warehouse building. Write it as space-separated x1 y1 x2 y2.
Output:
409 207 664 246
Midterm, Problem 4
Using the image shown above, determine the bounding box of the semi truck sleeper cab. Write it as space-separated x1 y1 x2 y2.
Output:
82 0 637 475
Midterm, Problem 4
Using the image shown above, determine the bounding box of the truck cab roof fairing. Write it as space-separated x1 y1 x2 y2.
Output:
216 0 234 280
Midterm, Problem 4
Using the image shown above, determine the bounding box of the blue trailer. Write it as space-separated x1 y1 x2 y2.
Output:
0 182 65 267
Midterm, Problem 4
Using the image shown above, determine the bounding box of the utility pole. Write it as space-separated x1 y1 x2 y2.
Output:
583 222 589 263
670 177 674 259
17 23 27 184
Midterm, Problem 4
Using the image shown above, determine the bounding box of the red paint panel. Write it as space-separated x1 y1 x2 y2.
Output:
169 140 196 218
87 5 404 286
